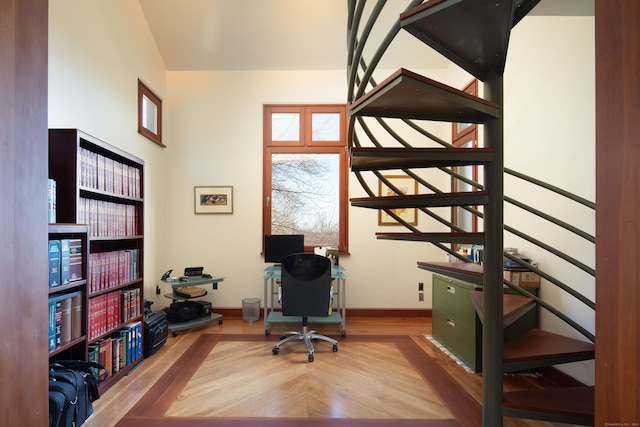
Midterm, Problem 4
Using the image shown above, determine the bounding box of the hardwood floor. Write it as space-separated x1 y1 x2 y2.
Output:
84 315 582 427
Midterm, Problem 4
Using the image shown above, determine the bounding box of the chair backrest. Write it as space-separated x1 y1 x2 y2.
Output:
280 252 332 318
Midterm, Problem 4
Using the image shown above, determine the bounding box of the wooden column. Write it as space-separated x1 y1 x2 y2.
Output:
595 0 640 425
0 0 49 425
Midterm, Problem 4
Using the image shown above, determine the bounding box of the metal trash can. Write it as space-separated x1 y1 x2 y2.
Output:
242 298 261 322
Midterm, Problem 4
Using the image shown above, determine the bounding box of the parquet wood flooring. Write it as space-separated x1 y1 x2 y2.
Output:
84 316 582 427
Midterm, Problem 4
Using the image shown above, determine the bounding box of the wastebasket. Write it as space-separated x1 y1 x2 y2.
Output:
242 298 261 322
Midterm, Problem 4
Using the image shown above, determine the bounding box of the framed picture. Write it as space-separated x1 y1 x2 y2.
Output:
378 175 418 226
194 186 233 214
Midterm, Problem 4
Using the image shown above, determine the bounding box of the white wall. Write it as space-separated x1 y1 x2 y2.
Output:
48 3 596 384
48 0 169 303
161 69 445 309
504 16 595 384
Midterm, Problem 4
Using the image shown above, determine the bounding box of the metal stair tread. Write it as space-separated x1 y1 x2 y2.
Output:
400 0 541 81
503 328 595 371
376 232 485 245
470 290 536 328
502 386 594 425
350 146 494 171
349 68 500 121
350 191 488 209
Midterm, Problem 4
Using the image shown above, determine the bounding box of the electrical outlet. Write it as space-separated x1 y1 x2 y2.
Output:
418 292 424 302
418 282 424 292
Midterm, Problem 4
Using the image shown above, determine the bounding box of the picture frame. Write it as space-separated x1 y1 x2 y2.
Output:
194 186 233 214
378 175 418 226
138 79 164 147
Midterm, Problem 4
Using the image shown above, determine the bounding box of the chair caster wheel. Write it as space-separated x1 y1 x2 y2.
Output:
332 344 338 352
272 347 279 355
172 331 178 337
265 328 271 335
308 353 314 362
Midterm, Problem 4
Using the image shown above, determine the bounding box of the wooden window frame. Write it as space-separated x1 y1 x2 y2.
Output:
263 104 349 254
452 79 479 241
137 79 164 147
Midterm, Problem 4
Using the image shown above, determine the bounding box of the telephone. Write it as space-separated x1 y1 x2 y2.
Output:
161 269 173 280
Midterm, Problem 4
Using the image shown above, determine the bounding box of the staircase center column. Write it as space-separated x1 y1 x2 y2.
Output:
482 70 505 427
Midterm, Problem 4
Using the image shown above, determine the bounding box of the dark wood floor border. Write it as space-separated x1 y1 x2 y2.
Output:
123 334 222 418
117 418 461 427
214 308 432 319
398 337 483 427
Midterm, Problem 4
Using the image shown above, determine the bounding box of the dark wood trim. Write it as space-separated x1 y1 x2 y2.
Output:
0 0 49 425
595 1 640 425
137 79 164 147
213 308 432 320
262 104 349 254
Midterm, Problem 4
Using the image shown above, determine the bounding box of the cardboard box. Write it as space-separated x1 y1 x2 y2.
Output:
503 269 541 288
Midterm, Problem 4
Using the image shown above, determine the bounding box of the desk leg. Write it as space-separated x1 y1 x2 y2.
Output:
263 277 269 335
341 278 346 337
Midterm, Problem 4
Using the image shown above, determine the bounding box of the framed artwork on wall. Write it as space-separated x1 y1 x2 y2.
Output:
194 186 233 214
378 175 418 226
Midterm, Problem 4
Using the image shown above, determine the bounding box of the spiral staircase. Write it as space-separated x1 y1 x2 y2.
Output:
347 1 595 426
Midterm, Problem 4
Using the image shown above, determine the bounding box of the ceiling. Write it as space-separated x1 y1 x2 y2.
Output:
138 0 594 71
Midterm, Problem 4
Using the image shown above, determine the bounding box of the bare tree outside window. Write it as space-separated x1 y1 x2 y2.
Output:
271 153 339 246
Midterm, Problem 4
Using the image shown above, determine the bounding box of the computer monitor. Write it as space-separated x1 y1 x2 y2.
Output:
264 234 304 264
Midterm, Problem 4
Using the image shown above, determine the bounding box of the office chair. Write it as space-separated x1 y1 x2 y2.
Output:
271 252 338 362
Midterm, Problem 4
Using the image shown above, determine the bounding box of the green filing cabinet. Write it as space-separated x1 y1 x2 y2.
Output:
432 273 538 373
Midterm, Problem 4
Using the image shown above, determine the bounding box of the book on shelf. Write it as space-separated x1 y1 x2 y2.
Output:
71 293 83 339
48 240 61 288
60 297 72 343
48 178 56 223
69 238 83 282
79 147 141 198
60 239 71 285
55 300 63 346
88 250 139 293
88 288 140 340
88 344 100 376
48 300 57 350
77 199 139 238
48 291 84 350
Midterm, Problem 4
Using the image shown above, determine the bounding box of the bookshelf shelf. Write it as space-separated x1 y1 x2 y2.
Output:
49 128 145 393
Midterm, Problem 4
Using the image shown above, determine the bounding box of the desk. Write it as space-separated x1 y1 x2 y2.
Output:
263 264 346 337
162 275 224 335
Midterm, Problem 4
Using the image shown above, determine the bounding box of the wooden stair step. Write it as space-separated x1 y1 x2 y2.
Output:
503 328 595 372
418 261 483 285
349 68 500 121
400 0 541 81
351 191 488 209
470 290 535 328
376 232 484 245
350 147 494 171
502 386 594 426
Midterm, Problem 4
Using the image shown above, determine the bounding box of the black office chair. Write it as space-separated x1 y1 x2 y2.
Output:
271 252 338 362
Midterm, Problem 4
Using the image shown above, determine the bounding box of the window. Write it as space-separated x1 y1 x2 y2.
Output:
263 104 348 253
137 79 164 147
452 79 479 237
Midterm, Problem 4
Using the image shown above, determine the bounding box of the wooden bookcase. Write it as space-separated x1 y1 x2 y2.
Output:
49 129 145 392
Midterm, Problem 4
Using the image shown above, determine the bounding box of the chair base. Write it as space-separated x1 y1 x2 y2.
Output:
272 326 338 362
